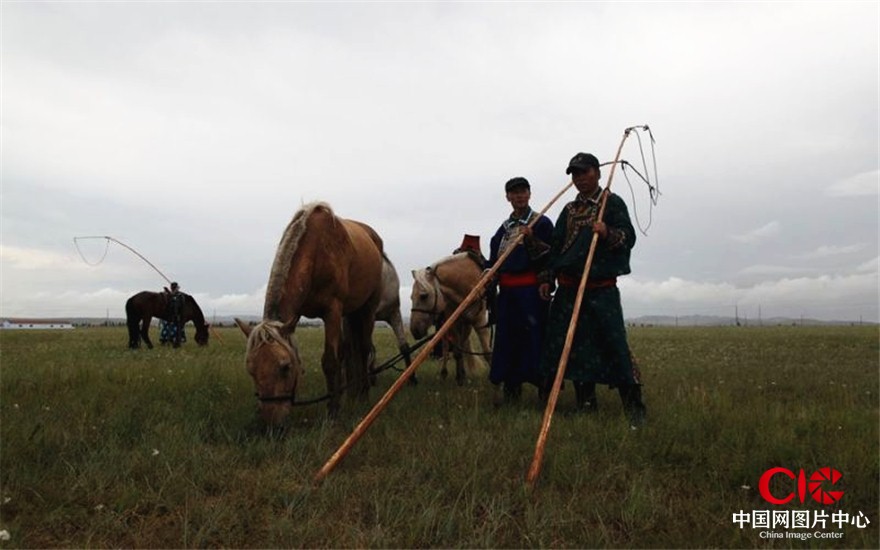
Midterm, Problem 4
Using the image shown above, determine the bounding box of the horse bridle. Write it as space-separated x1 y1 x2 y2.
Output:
410 267 445 317
251 324 301 405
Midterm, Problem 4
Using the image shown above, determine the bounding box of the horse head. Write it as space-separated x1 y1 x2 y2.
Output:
410 267 446 339
235 318 304 426
194 322 210 346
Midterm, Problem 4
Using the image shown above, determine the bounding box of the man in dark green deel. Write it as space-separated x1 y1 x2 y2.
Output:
538 152 646 427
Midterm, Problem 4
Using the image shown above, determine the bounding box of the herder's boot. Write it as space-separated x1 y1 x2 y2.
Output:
619 384 646 428
574 382 598 413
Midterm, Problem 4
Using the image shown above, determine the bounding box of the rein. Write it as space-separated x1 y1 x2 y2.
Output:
446 341 492 357
256 334 434 407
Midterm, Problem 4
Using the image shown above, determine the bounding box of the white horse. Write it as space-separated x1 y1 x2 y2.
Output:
374 256 412 375
410 252 493 385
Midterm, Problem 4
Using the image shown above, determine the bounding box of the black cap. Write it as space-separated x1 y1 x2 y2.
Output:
505 177 530 192
566 152 600 174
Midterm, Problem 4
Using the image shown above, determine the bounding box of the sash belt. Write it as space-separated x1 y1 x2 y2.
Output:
499 271 539 288
557 274 617 289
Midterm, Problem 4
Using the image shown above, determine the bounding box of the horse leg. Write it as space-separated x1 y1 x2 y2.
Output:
474 322 493 366
141 316 154 349
440 338 449 379
453 323 467 387
127 315 140 349
388 308 417 385
344 307 374 400
322 306 344 419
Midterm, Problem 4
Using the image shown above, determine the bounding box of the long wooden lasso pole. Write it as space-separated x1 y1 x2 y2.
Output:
313 181 575 483
525 126 644 488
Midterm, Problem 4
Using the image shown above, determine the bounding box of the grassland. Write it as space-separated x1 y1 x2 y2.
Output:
1 325 878 548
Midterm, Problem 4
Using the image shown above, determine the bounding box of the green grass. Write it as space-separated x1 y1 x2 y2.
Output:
1 325 878 548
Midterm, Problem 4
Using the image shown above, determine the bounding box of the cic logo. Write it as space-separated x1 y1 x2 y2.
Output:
759 467 844 505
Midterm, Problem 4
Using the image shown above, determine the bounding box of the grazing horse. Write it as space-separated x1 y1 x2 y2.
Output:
410 252 493 385
235 202 384 426
125 291 209 349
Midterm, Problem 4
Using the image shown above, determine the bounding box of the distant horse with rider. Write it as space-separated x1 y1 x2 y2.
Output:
125 289 210 349
236 202 390 426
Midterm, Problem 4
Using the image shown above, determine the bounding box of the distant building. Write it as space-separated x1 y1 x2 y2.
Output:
1 319 75 330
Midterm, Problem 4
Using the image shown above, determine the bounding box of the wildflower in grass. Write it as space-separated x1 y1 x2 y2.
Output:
741 485 751 490
94 504 105 511
152 449 160 456
2 497 10 504
0 530 9 541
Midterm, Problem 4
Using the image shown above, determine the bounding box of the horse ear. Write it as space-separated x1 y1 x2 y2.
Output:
234 318 252 337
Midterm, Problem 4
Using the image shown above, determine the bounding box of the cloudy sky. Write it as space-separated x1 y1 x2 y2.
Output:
2 1 878 323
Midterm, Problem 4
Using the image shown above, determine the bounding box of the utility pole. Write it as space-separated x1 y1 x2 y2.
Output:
759 304 762 326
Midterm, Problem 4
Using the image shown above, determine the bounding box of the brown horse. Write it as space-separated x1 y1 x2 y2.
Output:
410 252 493 385
235 202 384 426
125 291 209 349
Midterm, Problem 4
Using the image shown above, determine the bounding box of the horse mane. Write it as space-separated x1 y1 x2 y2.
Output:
245 321 300 360
264 201 335 319
412 266 433 291
183 293 206 326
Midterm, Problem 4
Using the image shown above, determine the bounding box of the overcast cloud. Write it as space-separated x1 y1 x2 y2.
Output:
1 1 877 323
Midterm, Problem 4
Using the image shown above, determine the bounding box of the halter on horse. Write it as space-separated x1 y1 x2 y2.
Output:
410 253 493 385
237 202 385 426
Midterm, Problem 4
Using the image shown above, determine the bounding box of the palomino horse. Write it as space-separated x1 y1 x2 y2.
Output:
235 202 384 425
410 252 493 385
125 291 210 349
